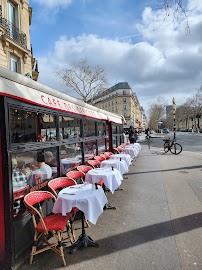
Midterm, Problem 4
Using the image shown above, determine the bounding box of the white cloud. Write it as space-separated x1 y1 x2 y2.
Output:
36 1 202 113
32 0 73 9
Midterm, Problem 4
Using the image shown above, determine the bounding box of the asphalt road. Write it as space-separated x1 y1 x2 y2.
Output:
141 132 202 153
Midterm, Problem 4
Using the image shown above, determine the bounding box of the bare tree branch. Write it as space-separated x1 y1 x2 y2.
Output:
55 58 108 103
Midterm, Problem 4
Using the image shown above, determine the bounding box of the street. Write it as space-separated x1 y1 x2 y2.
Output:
141 132 202 153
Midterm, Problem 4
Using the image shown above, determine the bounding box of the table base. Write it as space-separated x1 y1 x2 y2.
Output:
70 234 99 254
104 202 116 210
70 213 99 254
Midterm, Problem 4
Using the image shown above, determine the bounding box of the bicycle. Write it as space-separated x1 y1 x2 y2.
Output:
163 138 182 155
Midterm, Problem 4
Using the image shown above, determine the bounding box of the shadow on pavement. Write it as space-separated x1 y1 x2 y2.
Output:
23 211 202 269
124 165 202 175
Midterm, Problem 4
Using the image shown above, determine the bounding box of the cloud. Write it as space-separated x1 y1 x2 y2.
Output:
32 0 73 9
36 1 202 113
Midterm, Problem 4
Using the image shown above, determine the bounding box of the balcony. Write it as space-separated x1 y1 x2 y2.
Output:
0 6 27 49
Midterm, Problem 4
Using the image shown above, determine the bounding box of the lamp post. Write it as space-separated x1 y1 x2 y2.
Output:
173 97 176 141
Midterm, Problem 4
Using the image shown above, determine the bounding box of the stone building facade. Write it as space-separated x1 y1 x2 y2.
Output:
0 0 38 80
89 82 147 130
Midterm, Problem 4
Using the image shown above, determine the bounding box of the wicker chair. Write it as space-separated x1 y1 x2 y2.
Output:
24 191 72 266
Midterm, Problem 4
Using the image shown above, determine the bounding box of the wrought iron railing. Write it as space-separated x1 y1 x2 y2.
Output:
0 6 27 48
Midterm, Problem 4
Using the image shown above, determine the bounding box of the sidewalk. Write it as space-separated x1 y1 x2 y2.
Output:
20 144 202 270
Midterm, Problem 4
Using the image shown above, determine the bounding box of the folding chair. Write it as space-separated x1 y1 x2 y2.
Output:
24 191 72 266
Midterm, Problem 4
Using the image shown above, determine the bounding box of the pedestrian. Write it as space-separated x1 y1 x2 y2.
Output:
129 126 136 144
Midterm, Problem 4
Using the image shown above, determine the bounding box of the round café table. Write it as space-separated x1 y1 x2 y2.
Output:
85 167 123 194
53 183 107 253
121 147 137 158
100 159 128 175
110 153 132 167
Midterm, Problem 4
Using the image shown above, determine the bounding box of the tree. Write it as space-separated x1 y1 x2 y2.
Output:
55 58 108 103
154 0 190 32
148 98 167 131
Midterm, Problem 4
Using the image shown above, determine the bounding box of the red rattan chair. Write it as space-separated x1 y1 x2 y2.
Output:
66 170 85 184
87 159 100 169
48 177 77 197
100 153 110 160
48 177 78 241
117 146 123 152
94 156 105 162
24 191 72 266
77 165 104 187
104 152 113 157
113 148 120 154
77 165 93 173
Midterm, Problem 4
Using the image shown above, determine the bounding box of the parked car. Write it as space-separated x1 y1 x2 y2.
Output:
162 128 169 133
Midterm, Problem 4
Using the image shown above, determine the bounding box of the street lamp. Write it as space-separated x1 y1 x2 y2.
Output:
173 97 176 140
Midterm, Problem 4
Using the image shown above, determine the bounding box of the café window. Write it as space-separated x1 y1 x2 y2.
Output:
113 136 117 148
84 140 97 161
97 122 106 136
60 144 82 175
97 138 106 155
118 125 123 134
10 108 57 143
12 148 57 216
83 120 96 137
59 116 81 139
112 124 117 134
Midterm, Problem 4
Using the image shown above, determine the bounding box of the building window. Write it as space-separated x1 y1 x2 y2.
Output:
116 106 117 111
112 101 113 105
124 113 127 118
108 102 110 107
7 0 18 27
123 90 126 95
116 99 117 104
123 104 127 110
123 98 126 102
9 53 20 73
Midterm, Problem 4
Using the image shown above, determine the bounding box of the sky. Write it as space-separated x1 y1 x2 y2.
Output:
29 0 202 115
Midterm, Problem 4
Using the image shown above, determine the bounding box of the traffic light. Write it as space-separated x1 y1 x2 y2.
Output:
199 115 201 119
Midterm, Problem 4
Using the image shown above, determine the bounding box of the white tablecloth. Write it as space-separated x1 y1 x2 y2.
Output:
52 183 107 225
85 168 123 194
121 147 137 158
110 153 132 167
100 159 128 175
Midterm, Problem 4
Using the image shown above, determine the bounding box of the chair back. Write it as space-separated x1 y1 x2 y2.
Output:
66 170 85 183
94 156 105 162
48 177 77 197
104 152 113 157
77 165 92 174
113 148 120 154
117 146 123 152
100 154 109 160
87 160 100 169
24 191 56 231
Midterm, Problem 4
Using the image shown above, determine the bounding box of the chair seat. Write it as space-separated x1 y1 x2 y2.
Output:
36 213 71 232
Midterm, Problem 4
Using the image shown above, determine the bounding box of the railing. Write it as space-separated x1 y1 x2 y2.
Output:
0 6 27 49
